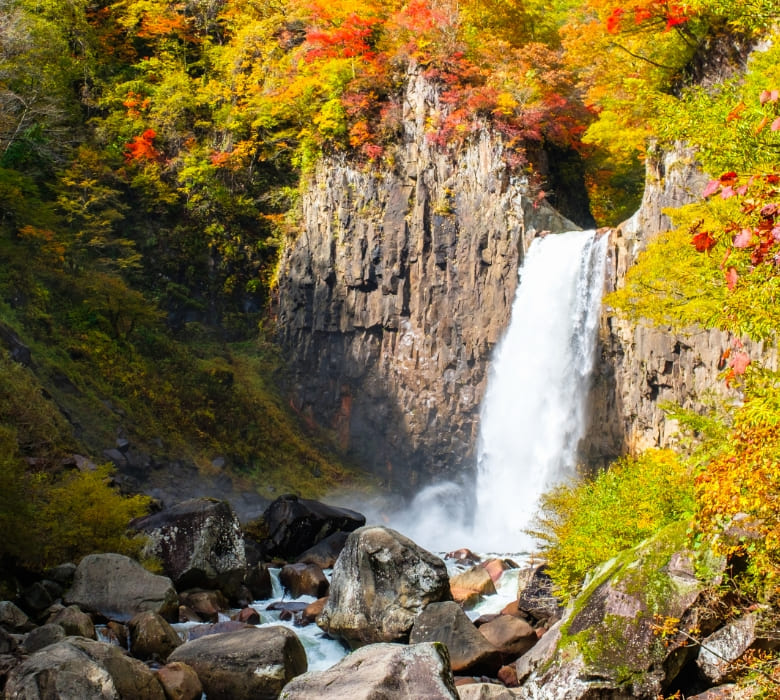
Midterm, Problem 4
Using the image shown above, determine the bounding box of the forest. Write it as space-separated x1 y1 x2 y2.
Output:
1 0 780 692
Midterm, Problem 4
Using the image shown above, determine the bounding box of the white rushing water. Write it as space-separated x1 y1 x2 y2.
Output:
390 229 608 555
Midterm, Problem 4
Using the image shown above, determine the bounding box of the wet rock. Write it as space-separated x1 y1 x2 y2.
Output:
300 597 327 626
132 498 247 597
244 562 273 601
295 531 350 569
64 553 178 623
477 615 537 660
50 604 96 638
5 637 165 699
279 642 459 699
186 620 250 641
168 625 307 700
234 606 260 625
259 494 365 559
156 661 203 700
481 559 511 583
410 601 502 675
279 563 329 599
446 549 481 565
317 526 451 648
450 566 496 606
178 589 229 623
128 610 183 662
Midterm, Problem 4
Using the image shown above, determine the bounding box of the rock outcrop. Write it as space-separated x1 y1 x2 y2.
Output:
276 70 578 488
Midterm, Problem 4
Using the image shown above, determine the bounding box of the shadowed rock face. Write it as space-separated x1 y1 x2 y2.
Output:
276 70 578 491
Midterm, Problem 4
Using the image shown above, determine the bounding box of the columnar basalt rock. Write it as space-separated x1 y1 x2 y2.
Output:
276 71 577 489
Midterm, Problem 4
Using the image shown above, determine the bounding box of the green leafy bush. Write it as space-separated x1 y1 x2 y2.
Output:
531 449 695 601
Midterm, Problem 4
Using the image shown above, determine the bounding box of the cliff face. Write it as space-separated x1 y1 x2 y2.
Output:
582 144 776 465
276 72 576 491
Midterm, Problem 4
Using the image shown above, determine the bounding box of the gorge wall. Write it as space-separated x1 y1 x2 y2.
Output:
275 71 577 491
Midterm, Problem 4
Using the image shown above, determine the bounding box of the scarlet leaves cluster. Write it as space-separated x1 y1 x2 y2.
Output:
605 0 690 34
124 129 161 162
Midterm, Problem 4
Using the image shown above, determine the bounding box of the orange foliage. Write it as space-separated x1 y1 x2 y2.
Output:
124 129 161 162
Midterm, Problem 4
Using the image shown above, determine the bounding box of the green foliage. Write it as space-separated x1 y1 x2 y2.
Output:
531 450 694 601
605 227 725 329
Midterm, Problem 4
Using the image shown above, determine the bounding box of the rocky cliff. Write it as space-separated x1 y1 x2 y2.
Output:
583 144 775 465
276 71 577 491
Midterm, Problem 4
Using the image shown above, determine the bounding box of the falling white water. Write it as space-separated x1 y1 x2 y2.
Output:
387 229 608 555
469 229 608 553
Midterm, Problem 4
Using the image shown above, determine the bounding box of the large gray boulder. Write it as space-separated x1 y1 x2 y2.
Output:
132 498 247 596
128 611 182 662
410 601 502 675
280 642 459 699
168 625 307 700
317 526 451 648
4 637 165 699
64 553 178 622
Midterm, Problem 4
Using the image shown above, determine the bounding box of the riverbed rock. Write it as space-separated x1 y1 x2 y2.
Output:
50 604 96 639
477 615 537 660
279 562 329 599
279 642 460 699
317 525 451 648
410 601 502 675
258 494 365 559
244 562 273 600
178 589 229 622
168 625 307 700
458 683 523 699
20 623 66 654
128 610 182 662
155 661 203 700
5 637 165 699
64 553 178 622
132 498 247 597
516 564 560 623
450 566 497 606
295 530 350 569
300 597 327 626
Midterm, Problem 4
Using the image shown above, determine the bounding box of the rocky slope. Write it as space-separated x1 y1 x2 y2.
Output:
276 70 577 490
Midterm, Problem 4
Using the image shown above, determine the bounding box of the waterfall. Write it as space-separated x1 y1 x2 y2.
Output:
387 229 608 554
469 229 608 553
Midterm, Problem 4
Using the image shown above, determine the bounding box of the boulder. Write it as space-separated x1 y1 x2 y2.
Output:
511 619 562 685
234 606 261 625
279 563 329 599
132 498 247 597
168 625 307 700
481 559 511 583
156 661 203 700
259 494 365 559
458 683 523 699
64 553 178 622
46 563 77 588
178 589 229 623
295 531 350 569
0 626 18 654
478 615 537 659
450 566 497 606
129 610 183 661
517 527 713 698
516 564 560 623
186 620 250 641
21 623 66 654
696 614 775 684
50 604 96 638
279 642 459 699
317 525 451 648
244 562 273 601
0 601 32 633
5 637 165 699
410 601 502 675
446 549 481 565
20 581 58 619
300 597 328 626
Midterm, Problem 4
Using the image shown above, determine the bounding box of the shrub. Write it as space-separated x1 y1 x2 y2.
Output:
530 449 695 601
